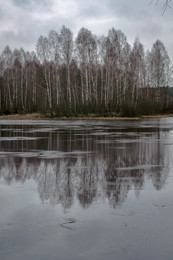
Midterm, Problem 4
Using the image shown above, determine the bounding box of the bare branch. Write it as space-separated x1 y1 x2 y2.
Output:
149 0 172 14
162 0 172 14
148 0 159 6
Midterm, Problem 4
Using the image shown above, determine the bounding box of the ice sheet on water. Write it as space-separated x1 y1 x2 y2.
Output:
0 137 45 141
27 128 56 133
0 151 39 158
37 150 91 159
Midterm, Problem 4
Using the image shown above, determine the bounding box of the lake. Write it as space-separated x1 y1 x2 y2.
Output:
0 118 173 260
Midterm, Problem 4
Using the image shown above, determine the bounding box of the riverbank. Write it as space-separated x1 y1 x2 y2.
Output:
0 113 173 120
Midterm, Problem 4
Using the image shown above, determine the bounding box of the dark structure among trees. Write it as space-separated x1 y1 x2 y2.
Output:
0 26 172 116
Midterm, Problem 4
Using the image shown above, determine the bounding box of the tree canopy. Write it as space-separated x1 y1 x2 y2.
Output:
0 26 172 117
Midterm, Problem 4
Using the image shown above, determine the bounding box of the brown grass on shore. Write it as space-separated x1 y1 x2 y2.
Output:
141 114 173 118
0 113 47 120
0 113 173 120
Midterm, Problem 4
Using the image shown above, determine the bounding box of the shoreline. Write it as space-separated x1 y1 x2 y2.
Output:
0 113 173 120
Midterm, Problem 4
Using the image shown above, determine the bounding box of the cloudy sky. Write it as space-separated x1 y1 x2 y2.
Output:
0 0 173 54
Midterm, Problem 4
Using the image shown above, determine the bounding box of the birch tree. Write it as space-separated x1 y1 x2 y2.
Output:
149 40 170 106
48 30 61 107
130 37 145 104
36 35 53 113
0 26 172 116
60 25 74 112
76 27 97 110
1 46 13 111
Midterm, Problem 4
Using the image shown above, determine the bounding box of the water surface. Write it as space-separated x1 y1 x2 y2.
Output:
0 118 173 260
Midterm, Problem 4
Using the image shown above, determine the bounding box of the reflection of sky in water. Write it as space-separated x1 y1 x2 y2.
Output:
0 118 173 260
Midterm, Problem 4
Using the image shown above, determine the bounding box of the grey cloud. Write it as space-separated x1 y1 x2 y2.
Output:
0 30 22 51
105 0 153 22
77 1 107 18
79 6 104 18
0 0 172 54
0 8 4 18
12 0 53 9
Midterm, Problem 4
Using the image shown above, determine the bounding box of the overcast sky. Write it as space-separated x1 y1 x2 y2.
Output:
0 0 173 55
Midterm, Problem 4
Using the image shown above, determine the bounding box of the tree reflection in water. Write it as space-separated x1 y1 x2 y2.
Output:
0 152 169 210
0 121 171 209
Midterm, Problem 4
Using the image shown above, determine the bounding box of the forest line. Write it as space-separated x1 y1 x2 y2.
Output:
0 26 172 117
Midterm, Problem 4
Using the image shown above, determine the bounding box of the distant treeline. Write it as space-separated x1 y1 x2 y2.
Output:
0 26 172 116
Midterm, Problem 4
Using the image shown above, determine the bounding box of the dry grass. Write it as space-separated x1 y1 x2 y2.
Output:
0 113 173 120
0 113 47 120
141 114 173 118
64 116 141 120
